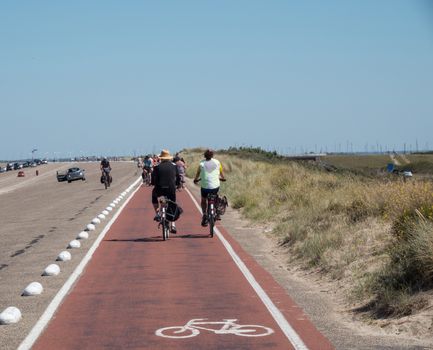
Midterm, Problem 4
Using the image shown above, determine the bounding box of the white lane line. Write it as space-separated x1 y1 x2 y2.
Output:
18 176 142 350
185 187 309 350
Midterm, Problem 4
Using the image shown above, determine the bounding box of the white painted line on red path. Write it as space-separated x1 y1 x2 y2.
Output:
18 177 143 350
185 187 309 350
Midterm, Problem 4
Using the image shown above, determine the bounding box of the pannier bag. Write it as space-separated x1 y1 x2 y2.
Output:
166 201 183 222
100 175 113 184
216 195 228 216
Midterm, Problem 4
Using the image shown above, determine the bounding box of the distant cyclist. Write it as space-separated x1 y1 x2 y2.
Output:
137 156 143 169
142 155 153 184
151 150 180 233
100 157 112 185
193 149 226 226
174 156 187 190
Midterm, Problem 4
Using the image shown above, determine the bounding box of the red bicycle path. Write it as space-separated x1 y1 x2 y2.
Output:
32 185 334 350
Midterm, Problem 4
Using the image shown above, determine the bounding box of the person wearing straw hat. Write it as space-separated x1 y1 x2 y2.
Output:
151 149 180 233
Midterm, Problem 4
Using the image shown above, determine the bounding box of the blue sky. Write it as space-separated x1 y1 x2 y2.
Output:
1 1 432 159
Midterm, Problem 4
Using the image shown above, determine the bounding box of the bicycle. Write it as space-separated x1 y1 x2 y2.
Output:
142 168 152 186
101 169 111 189
207 193 218 237
194 178 226 238
157 196 170 241
155 318 274 339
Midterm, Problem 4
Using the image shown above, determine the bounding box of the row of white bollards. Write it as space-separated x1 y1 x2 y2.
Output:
0 183 138 325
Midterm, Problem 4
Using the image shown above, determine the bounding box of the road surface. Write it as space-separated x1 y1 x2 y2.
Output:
29 186 333 349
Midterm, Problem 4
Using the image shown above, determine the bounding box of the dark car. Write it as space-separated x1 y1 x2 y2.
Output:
57 167 86 183
6 163 14 171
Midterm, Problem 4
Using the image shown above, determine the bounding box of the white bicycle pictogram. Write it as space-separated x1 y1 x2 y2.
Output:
155 318 274 339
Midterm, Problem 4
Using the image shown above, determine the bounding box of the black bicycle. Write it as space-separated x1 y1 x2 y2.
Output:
101 169 111 189
194 178 226 237
158 197 170 241
207 194 218 237
142 168 152 186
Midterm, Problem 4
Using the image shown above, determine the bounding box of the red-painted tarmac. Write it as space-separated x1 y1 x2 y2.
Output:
33 186 334 350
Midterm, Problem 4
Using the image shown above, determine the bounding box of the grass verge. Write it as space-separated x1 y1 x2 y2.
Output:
182 147 433 319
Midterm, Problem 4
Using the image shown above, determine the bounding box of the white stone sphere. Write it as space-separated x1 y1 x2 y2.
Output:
102 210 109 215
77 231 89 239
22 282 43 296
86 223 96 231
43 264 60 276
91 218 101 225
0 307 22 325
68 240 81 249
57 251 72 261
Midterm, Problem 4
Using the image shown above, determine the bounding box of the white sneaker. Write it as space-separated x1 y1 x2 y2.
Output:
170 222 177 234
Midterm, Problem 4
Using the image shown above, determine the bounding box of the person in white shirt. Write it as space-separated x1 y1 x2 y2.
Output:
193 149 226 226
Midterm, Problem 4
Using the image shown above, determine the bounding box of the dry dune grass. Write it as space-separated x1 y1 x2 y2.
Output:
184 149 433 318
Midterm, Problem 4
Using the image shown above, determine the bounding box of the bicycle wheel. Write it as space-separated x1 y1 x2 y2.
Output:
209 214 214 237
104 175 108 189
161 218 167 241
155 326 199 339
165 221 170 239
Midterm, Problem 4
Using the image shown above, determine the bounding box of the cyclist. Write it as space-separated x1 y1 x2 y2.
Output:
193 149 226 226
151 149 180 233
100 157 112 185
142 155 153 184
137 156 143 169
174 156 187 190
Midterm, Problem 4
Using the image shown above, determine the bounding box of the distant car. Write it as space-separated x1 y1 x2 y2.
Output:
41 159 48 164
13 162 23 170
6 163 13 171
0 167 6 173
57 167 86 183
